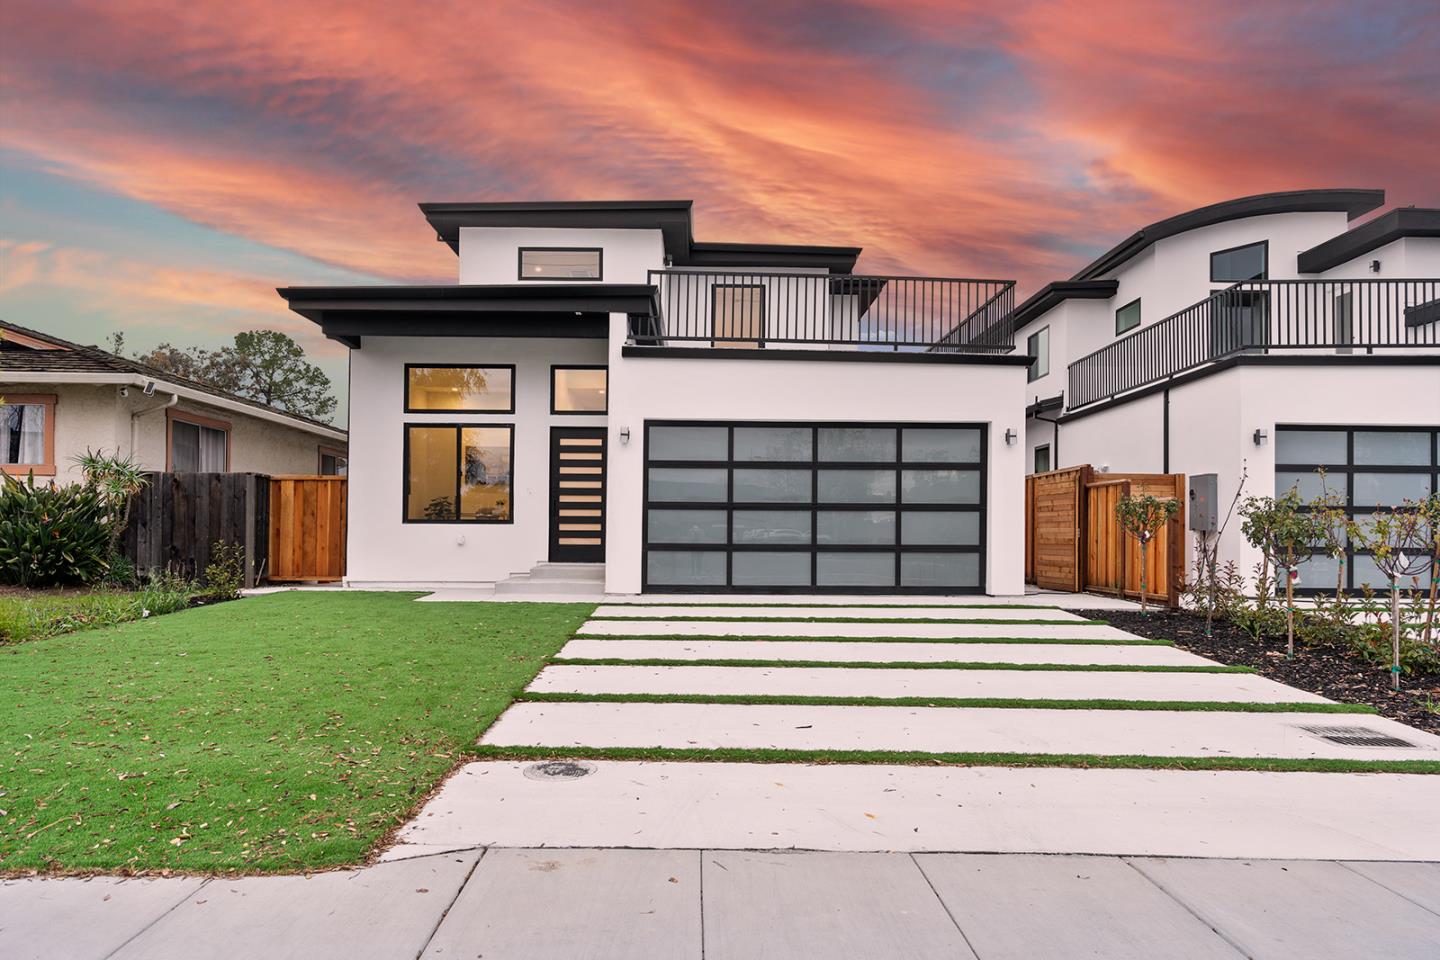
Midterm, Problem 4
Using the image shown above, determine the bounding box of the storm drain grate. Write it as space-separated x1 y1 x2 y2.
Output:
523 760 597 781
1298 725 1417 749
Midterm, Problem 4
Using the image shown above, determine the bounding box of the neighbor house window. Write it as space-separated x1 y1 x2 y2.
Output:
1034 444 1051 474
1115 298 1141 335
1210 241 1268 282
551 366 607 414
713 284 765 347
167 410 230 472
405 365 515 413
318 446 348 476
518 248 602 280
0 393 56 476
1026 326 1050 382
404 424 513 522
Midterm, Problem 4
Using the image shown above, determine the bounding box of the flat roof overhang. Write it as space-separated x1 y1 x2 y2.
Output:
276 283 658 348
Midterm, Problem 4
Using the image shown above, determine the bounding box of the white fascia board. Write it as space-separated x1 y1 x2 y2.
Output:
6 371 346 442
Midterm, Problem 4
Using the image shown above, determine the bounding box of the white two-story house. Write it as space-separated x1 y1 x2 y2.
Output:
281 201 1030 596
1014 189 1439 592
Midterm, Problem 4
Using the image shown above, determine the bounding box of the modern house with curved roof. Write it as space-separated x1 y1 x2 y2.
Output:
1014 189 1440 592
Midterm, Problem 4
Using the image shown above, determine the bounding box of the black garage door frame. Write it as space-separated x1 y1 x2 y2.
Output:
642 420 987 595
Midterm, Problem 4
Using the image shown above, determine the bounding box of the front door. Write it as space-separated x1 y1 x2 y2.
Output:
549 427 607 562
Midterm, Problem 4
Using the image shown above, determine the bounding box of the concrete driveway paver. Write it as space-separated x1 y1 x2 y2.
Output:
527 663 1331 702
702 851 975 960
109 850 480 960
1339 861 1440 915
556 637 1215 666
480 701 1440 760
0 876 205 960
387 762 1440 860
421 848 700 959
914 854 1243 960
1129 858 1440 960
577 619 1140 640
591 604 1090 621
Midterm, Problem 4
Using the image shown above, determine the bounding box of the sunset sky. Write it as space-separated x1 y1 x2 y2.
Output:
2 0 1436 416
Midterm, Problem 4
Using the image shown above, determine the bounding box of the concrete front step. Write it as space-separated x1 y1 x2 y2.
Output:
480 701 1440 761
592 605 1088 622
526 664 1331 703
577 620 1137 641
494 579 606 598
528 563 605 581
385 760 1440 859
556 638 1214 666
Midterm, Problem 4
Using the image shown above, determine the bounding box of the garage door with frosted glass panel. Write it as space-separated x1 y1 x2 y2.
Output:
643 422 986 594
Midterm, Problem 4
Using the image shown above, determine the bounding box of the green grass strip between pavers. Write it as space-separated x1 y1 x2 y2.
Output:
518 691 1372 714
574 633 1169 645
550 657 1254 673
587 615 1108 626
600 601 1064 610
465 744 1440 775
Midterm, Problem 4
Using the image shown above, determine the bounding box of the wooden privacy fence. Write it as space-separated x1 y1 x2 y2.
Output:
121 473 345 586
1024 466 1186 606
267 476 346 582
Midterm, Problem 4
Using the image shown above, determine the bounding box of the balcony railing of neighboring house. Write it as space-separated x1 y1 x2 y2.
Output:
1065 279 1440 410
636 270 1017 352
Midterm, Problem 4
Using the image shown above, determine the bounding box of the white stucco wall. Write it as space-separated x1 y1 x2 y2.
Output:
457 228 665 283
1318 237 1440 280
344 335 607 586
604 315 1029 596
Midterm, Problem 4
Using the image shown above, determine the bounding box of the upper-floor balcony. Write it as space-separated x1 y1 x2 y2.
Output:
1065 279 1440 410
632 269 1016 353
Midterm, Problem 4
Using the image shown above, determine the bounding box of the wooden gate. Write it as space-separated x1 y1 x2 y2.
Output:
1024 466 1185 606
268 475 346 582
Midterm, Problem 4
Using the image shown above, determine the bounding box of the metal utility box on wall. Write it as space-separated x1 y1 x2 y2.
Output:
1189 474 1218 531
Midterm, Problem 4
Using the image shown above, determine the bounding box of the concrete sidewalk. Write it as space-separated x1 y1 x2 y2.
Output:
4 848 1437 960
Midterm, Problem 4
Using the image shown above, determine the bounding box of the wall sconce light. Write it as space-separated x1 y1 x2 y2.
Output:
1253 428 1268 446
1004 428 1018 446
619 427 631 445
1369 259 1381 273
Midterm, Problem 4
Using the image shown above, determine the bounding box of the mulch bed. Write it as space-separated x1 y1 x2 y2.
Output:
1077 608 1440 735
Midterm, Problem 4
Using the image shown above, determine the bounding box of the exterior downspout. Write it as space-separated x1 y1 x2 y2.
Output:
129 389 178 461
1162 388 1171 474
1032 407 1062 468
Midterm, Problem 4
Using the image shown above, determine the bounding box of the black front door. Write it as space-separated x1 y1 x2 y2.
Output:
549 427 606 562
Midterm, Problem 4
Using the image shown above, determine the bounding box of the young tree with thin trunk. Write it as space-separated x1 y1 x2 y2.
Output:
1115 493 1179 613
1351 502 1431 690
1240 487 1325 660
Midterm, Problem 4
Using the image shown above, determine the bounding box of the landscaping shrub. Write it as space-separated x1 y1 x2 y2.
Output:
0 474 112 586
204 540 247 599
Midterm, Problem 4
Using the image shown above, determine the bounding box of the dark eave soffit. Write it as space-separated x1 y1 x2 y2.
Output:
1297 207 1440 274
1071 188 1386 281
1011 280 1119 334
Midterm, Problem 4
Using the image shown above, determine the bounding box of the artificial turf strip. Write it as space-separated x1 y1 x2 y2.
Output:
587 616 1109 626
550 657 1256 673
517 691 1373 714
0 592 596 874
575 633 1170 645
464 744 1440 776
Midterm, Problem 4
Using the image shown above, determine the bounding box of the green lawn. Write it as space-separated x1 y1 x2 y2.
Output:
0 592 592 874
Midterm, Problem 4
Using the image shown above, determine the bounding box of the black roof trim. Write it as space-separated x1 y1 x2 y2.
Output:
1405 297 1440 329
1011 281 1119 333
1072 189 1385 281
417 200 862 274
1297 207 1440 273
1026 394 1064 418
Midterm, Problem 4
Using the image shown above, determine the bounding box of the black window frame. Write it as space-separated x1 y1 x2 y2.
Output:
404 363 516 414
1209 240 1269 283
1026 325 1049 383
711 283 767 347
1275 424 1438 594
642 420 987 595
1115 298 1142 335
517 247 603 282
1033 444 1051 475
402 422 516 525
549 364 609 415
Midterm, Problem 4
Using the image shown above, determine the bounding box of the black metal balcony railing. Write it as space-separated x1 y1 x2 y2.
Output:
636 270 1016 351
1066 279 1440 410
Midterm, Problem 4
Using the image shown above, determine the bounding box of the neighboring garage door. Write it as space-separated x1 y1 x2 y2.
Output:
643 421 986 594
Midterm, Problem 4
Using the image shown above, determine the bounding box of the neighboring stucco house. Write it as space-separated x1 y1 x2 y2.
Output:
1011 189 1439 592
280 200 1029 597
1 321 348 485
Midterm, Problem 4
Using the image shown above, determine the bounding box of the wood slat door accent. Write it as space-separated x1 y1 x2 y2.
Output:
550 427 607 562
267 475 346 582
1030 466 1087 592
1084 472 1186 606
